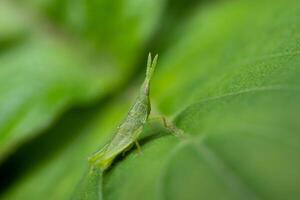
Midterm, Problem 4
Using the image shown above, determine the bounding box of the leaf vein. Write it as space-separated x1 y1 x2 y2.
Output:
192 141 264 200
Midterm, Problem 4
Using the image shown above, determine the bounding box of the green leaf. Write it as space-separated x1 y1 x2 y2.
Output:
1 0 300 199
0 35 114 161
107 0 300 199
71 166 103 200
105 1 300 200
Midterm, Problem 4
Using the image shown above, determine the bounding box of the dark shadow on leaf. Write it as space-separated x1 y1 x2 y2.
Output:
0 35 27 54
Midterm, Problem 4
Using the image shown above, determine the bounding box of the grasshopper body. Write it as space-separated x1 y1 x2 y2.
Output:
89 54 158 170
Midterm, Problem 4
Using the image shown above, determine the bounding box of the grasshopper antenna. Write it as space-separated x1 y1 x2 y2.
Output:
146 53 158 82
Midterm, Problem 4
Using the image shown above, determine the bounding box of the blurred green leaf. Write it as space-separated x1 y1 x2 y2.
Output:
16 0 166 73
0 2 29 44
0 34 114 161
1 0 300 200
0 0 164 162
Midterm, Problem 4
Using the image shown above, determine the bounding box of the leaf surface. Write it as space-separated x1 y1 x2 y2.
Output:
1 0 300 200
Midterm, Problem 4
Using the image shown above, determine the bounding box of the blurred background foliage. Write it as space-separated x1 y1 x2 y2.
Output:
0 0 300 199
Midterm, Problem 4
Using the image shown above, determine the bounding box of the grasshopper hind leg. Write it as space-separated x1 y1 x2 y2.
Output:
134 140 142 154
121 140 142 156
122 143 134 156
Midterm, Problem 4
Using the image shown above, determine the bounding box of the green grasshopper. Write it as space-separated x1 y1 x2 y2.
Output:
89 53 159 170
